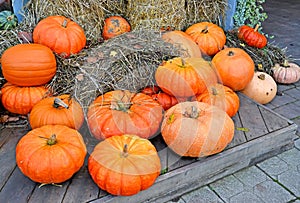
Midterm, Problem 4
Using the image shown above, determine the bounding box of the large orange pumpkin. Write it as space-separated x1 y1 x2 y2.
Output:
155 57 218 97
87 90 163 140
162 30 202 58
16 125 87 184
29 94 84 130
102 16 131 40
88 134 161 196
33 15 86 57
1 82 50 115
194 83 240 117
212 47 255 91
1 44 57 86
185 22 226 56
161 101 234 157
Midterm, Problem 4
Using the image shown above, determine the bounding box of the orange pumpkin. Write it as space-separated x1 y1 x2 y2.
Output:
152 92 179 110
88 134 161 196
16 125 87 184
162 30 202 58
194 83 239 117
155 57 218 97
212 47 255 91
238 24 267 48
33 15 86 57
102 16 131 40
1 82 50 115
87 90 163 140
185 22 226 56
29 94 84 130
161 101 235 157
1 44 57 86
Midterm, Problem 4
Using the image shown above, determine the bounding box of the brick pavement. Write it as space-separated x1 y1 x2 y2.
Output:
167 0 300 202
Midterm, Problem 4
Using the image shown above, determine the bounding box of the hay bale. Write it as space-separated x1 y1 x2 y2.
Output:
126 0 186 31
68 30 186 111
101 0 127 16
186 0 228 28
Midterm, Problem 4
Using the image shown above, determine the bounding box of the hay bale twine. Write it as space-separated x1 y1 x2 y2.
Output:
126 0 186 31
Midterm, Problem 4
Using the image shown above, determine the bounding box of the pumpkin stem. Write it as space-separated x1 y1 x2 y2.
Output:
122 144 129 158
211 87 218 95
201 26 209 34
183 106 199 119
39 134 57 146
62 19 68 28
258 73 266 80
283 59 290 67
254 24 260 32
53 97 69 109
228 50 235 56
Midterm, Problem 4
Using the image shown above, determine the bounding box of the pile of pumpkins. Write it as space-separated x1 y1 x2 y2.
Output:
1 13 300 197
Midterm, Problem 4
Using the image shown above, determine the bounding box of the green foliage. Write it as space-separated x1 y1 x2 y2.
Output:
233 0 268 31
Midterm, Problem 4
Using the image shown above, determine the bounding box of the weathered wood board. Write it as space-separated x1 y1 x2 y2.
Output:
0 93 297 203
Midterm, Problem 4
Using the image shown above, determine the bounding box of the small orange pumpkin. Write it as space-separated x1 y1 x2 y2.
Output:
238 24 267 49
102 16 131 40
212 47 255 91
1 44 57 86
29 94 84 130
33 15 86 57
88 134 161 196
87 90 163 140
16 125 87 184
185 22 226 56
1 82 50 115
194 83 240 117
161 101 235 157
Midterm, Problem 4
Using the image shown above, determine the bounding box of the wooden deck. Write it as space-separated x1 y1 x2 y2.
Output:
0 93 297 203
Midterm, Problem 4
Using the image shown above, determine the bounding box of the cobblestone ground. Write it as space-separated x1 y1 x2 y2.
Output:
167 0 300 202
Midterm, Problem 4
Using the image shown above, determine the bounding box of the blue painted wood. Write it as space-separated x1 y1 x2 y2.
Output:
224 0 237 31
12 0 29 22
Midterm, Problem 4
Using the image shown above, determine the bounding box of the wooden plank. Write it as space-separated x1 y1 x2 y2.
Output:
92 124 297 203
0 128 13 148
150 135 168 173
166 149 197 172
238 93 269 141
227 113 247 149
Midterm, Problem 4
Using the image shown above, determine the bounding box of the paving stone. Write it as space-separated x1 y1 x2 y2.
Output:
277 148 300 169
254 180 295 203
268 93 296 108
278 168 300 197
285 88 300 100
209 175 244 200
229 191 264 203
257 156 289 178
234 166 269 187
272 103 300 120
181 186 224 203
294 138 300 150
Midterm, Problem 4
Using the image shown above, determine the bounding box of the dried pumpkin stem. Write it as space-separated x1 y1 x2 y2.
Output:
53 97 69 109
183 106 199 119
39 134 57 146
258 74 266 80
122 144 129 158
228 50 235 56
283 59 290 67
254 24 260 32
201 26 209 34
211 87 218 95
62 19 68 28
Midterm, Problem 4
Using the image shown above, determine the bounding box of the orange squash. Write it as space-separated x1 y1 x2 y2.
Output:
102 16 131 40
88 134 161 196
238 24 267 48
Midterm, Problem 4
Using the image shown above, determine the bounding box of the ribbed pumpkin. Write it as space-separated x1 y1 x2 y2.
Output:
161 101 234 157
16 125 87 184
1 82 50 115
87 90 163 140
238 24 267 49
88 134 161 196
33 15 86 57
29 95 84 130
194 83 240 117
1 44 57 86
0 10 18 30
185 22 226 56
212 47 255 91
102 16 131 40
155 57 218 98
271 61 300 84
162 30 202 58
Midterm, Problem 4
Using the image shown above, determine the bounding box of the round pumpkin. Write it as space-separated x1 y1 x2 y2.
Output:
87 90 163 140
241 72 277 104
141 85 161 96
33 15 86 57
185 22 226 56
161 101 235 157
102 16 131 40
0 10 18 30
162 30 202 58
16 125 87 184
29 94 84 130
212 47 255 91
238 24 267 49
1 82 50 115
88 134 161 196
152 92 179 111
271 60 300 84
1 44 57 86
194 83 239 117
155 57 218 98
